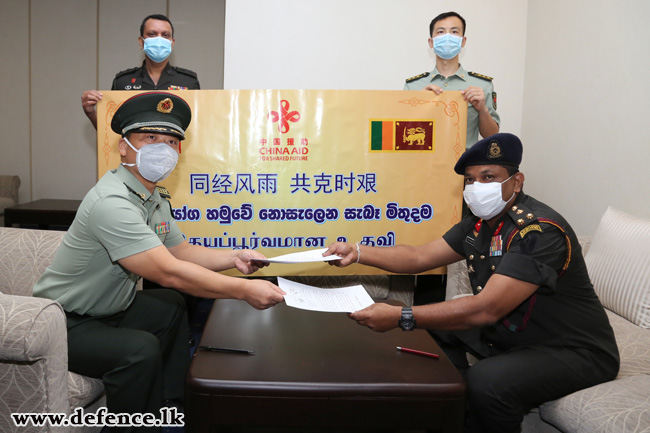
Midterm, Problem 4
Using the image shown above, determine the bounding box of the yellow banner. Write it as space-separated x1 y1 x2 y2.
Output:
97 90 466 276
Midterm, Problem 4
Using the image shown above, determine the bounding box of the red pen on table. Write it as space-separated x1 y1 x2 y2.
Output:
396 346 439 359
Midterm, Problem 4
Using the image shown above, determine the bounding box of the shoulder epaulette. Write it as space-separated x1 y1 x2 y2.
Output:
468 71 493 81
507 204 539 231
405 72 429 83
156 185 172 199
114 67 140 79
172 66 198 78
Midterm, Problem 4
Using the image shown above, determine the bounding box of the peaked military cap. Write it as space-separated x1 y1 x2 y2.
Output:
454 133 523 174
111 91 192 140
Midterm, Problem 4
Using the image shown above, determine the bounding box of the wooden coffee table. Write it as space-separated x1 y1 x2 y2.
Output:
4 199 81 229
186 299 466 432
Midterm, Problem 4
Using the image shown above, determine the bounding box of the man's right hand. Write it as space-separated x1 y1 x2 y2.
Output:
324 242 356 267
423 84 443 95
242 279 285 310
81 90 103 114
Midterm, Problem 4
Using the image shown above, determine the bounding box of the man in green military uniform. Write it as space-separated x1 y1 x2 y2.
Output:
81 14 200 129
324 133 619 433
34 92 284 431
404 11 499 148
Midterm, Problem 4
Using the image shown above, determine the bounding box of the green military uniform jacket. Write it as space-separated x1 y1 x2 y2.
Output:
33 165 184 316
404 65 499 148
112 61 200 91
442 193 619 367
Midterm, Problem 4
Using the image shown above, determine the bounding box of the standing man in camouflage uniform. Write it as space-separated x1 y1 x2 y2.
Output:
404 11 499 148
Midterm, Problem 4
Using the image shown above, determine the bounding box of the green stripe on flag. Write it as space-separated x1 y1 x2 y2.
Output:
371 121 384 150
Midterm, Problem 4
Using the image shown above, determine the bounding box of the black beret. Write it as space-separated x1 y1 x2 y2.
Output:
111 91 191 140
454 133 523 174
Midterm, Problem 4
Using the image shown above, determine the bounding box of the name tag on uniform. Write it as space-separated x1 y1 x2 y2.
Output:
155 221 171 235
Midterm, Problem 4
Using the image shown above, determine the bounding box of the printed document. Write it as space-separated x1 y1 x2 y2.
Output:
257 248 340 264
277 277 374 313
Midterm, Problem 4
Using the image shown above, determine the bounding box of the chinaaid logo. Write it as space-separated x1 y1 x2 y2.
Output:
260 99 309 162
370 120 435 152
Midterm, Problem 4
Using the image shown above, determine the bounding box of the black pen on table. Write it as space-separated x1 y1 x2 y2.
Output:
198 346 255 355
396 346 439 359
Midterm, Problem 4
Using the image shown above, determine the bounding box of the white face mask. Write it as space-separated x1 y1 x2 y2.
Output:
121 137 178 183
463 175 515 220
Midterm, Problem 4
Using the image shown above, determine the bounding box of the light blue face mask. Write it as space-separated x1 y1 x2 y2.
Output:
432 33 463 60
143 36 172 63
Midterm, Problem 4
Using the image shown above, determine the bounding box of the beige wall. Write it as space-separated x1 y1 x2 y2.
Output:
521 0 650 234
0 0 225 204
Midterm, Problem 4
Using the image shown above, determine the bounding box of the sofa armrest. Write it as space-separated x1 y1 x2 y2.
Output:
445 260 473 301
0 175 20 205
0 293 70 419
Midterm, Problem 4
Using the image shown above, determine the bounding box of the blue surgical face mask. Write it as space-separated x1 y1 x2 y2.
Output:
143 37 172 63
432 33 463 60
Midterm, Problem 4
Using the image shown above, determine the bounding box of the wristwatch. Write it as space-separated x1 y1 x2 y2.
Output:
398 306 416 331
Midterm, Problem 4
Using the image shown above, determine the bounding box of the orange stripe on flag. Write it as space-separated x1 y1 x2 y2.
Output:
382 121 393 150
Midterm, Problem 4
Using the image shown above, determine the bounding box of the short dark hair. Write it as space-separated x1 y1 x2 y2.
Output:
429 12 466 37
140 14 174 38
506 166 520 176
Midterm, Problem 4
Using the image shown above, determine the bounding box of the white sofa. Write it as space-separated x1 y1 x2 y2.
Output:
0 227 105 433
446 206 650 433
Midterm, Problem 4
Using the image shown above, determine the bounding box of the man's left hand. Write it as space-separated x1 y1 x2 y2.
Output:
349 303 401 332
234 250 269 274
461 86 487 112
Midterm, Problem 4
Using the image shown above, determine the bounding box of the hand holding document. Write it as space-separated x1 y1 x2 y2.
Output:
277 277 374 313
256 248 340 264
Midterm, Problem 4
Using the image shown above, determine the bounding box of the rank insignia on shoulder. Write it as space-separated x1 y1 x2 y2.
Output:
114 67 139 78
468 71 494 81
173 66 198 78
156 186 171 199
405 72 430 83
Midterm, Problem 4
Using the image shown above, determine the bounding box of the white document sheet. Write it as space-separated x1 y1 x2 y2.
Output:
257 248 341 264
277 277 374 313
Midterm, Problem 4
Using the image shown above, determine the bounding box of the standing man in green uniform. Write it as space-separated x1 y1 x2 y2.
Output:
34 92 284 431
404 11 499 148
324 133 619 433
81 14 200 129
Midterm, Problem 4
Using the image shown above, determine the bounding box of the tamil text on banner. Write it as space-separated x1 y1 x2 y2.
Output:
97 90 467 276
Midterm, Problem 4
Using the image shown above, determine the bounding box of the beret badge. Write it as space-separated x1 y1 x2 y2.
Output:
157 98 174 114
487 141 502 159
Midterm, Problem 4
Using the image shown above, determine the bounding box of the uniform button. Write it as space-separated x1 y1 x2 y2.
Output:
480 255 486 260
487 343 494 348
477 286 483 292
491 265 496 271
469 255 475 260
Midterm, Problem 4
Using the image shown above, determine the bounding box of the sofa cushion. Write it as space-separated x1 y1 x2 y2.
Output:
540 374 650 433
68 372 105 408
606 310 650 378
585 207 650 328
